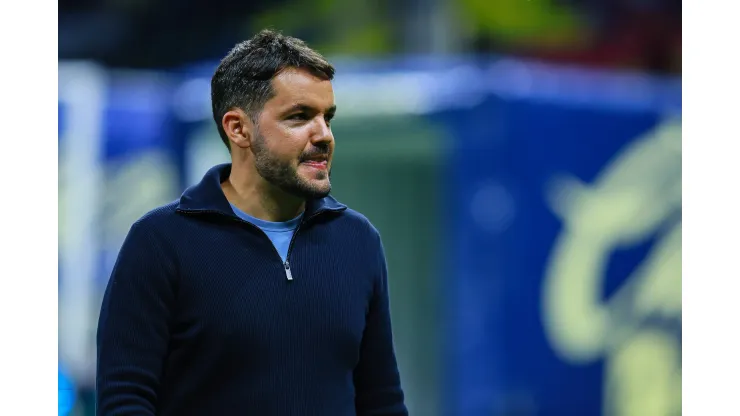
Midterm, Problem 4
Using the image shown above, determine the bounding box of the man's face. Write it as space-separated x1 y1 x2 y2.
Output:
251 67 336 199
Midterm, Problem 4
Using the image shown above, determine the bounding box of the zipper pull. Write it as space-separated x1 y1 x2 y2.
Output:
284 261 293 281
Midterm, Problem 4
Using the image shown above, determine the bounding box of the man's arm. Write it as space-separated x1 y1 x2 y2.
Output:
353 234 408 416
96 219 176 415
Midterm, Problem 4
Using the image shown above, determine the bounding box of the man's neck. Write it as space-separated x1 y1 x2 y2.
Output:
222 164 305 223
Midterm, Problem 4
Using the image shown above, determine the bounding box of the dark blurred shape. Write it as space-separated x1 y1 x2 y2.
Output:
465 0 681 74
59 0 680 74
59 0 293 67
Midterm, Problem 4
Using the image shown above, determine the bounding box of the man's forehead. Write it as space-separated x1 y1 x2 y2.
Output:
270 68 334 106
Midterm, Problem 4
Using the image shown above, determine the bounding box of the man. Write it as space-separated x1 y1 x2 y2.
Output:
96 30 407 416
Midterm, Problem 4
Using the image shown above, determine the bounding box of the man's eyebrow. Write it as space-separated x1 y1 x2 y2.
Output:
284 104 337 115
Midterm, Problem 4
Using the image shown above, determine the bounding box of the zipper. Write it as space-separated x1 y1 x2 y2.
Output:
284 261 293 281
280 209 325 281
178 208 328 282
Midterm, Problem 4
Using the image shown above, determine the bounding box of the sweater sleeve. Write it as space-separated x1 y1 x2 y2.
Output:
353 234 408 416
96 219 176 415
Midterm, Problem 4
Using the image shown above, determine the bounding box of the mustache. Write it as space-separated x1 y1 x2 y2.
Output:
299 146 331 162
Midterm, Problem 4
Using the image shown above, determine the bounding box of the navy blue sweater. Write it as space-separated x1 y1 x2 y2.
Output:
96 164 407 416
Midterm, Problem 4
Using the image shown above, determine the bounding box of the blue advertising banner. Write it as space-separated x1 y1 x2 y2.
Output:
444 72 681 415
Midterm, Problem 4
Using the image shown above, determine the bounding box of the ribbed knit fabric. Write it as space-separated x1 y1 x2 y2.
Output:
96 164 407 416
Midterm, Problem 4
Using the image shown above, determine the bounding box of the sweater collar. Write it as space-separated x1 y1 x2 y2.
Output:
176 163 347 219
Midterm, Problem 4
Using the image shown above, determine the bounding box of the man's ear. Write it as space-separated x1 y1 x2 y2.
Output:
222 108 253 150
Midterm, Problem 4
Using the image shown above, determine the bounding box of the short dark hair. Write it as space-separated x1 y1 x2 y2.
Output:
211 29 335 151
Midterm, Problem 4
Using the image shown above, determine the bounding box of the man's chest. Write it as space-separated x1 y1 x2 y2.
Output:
172 234 376 355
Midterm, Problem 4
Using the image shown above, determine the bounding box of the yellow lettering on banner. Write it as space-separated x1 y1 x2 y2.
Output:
541 118 682 416
603 329 681 416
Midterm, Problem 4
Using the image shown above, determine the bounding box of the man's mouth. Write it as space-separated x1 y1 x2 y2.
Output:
301 157 328 170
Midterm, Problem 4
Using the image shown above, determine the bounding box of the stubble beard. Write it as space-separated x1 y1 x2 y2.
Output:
251 132 332 200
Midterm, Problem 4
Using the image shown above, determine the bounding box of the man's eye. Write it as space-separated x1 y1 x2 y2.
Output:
289 113 308 120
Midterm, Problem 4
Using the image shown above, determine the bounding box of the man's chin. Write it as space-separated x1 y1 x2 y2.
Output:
304 183 331 199
284 177 331 200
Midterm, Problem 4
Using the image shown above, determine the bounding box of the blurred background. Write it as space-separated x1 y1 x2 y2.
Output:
58 0 681 415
